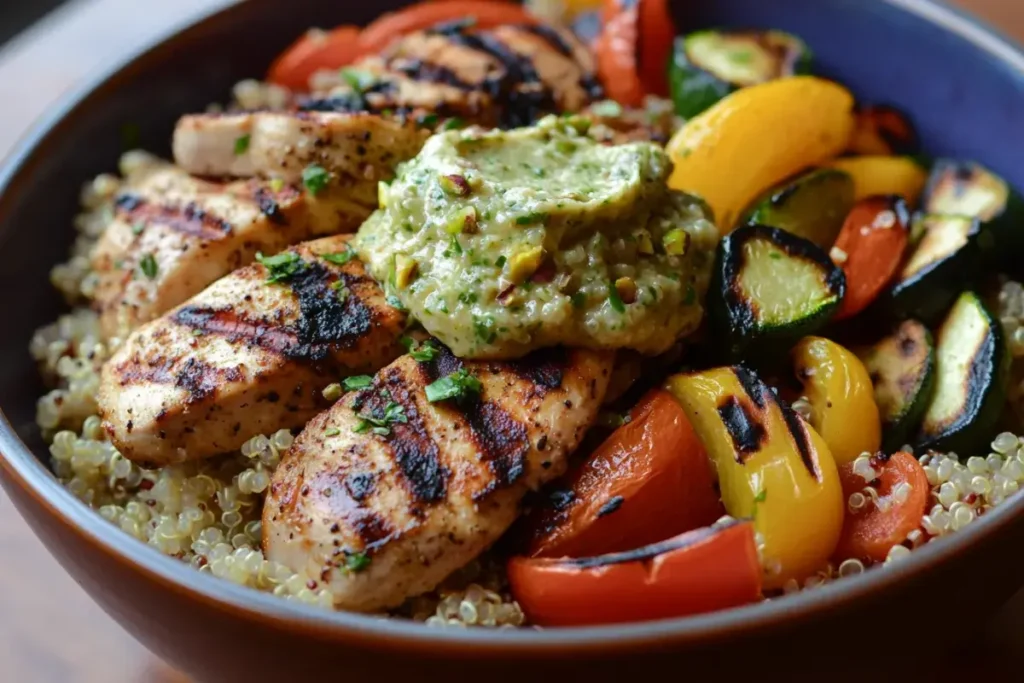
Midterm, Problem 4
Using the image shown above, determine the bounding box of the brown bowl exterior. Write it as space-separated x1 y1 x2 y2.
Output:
2 1 1024 681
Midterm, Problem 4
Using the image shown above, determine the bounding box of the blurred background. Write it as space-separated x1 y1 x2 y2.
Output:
0 0 1022 681
0 2 66 46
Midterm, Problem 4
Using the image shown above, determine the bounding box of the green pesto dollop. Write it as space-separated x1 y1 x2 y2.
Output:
355 115 719 359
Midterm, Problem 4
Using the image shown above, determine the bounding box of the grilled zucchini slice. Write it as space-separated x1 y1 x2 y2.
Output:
917 291 1009 455
740 168 855 249
858 319 936 452
882 214 985 324
922 159 1024 274
668 29 812 118
709 224 845 362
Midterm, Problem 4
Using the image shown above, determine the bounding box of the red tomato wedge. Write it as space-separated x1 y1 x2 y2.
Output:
358 1 540 55
595 0 676 106
268 25 363 90
637 0 675 96
509 520 762 627
834 451 929 563
524 388 724 559
832 195 911 320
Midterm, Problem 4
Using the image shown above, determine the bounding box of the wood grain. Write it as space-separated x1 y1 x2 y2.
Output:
0 1 1021 681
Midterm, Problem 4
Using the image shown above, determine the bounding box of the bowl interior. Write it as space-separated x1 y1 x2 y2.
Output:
1 0 1024 643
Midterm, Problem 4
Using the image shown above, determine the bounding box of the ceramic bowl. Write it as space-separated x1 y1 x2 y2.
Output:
2 1 1024 681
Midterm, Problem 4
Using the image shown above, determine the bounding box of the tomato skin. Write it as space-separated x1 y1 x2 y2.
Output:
594 4 645 107
833 195 911 320
267 26 364 90
637 0 675 96
509 521 762 627
595 0 676 106
524 389 724 559
834 451 929 563
358 1 538 54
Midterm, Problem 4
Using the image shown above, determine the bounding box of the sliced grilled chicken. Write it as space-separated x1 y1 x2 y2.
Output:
172 111 429 186
98 235 406 465
90 162 372 340
263 345 614 612
173 22 600 181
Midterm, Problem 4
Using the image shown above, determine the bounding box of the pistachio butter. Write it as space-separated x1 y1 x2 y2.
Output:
355 115 718 359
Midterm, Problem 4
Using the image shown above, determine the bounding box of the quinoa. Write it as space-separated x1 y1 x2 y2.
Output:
26 164 1024 626
30 167 524 627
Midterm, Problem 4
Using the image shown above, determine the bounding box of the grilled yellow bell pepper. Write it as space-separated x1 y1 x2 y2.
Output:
666 76 855 231
826 155 927 207
791 336 882 466
666 366 844 590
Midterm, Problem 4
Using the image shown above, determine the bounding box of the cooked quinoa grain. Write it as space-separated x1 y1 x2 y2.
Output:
28 164 1024 625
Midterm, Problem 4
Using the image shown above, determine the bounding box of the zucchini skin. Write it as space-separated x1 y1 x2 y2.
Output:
876 215 987 325
859 320 936 452
922 159 1024 277
740 168 855 249
668 30 812 119
709 224 845 363
916 291 1010 456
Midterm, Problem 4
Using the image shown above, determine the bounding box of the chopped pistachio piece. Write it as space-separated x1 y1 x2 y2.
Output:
506 245 545 284
615 276 637 304
322 383 343 401
394 254 418 289
635 229 655 255
439 173 472 197
443 205 478 235
663 228 691 256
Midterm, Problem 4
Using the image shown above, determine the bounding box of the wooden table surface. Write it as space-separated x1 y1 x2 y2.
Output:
0 1 1022 680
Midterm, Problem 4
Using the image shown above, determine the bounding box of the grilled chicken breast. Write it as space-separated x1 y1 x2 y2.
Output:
172 111 429 187
90 162 368 340
262 345 613 612
98 235 406 465
172 22 600 182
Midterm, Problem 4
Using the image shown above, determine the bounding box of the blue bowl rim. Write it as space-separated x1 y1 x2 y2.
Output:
1 0 1023 652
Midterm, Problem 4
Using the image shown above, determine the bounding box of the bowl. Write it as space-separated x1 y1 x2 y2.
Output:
2 1 1024 681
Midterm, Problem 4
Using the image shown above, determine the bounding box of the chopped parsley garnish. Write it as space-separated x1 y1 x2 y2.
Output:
754 487 768 504
256 251 303 284
321 249 354 266
233 134 250 155
473 315 497 344
449 234 463 255
571 291 587 309
302 164 330 195
353 400 408 436
342 375 373 391
769 251 783 260
339 67 376 93
131 221 146 235
495 255 506 268
324 427 341 437
607 280 626 313
400 336 439 362
139 253 158 279
443 116 466 131
344 551 371 573
515 211 548 226
425 368 482 404
416 113 439 129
